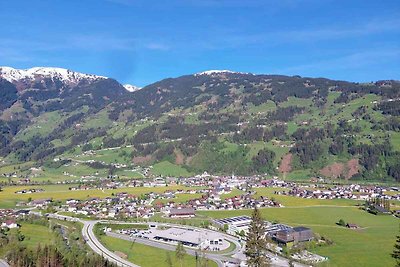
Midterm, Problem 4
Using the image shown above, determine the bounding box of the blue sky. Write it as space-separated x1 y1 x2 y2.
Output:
0 0 399 86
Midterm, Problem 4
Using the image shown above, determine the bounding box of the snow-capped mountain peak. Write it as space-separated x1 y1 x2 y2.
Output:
123 84 142 92
195 70 252 76
0 66 106 84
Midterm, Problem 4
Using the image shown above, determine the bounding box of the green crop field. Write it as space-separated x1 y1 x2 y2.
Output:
98 235 217 267
198 205 398 267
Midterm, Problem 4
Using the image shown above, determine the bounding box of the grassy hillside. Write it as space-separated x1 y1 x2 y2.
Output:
1 73 399 182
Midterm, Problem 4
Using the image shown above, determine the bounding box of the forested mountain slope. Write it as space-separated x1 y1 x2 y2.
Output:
1 68 400 182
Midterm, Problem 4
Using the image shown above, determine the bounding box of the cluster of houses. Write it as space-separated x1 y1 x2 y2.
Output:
279 183 400 201
15 188 44 194
57 187 280 219
21 182 279 220
182 193 281 211
0 209 31 229
59 192 155 219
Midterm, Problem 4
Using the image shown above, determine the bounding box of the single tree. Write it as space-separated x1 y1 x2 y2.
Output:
245 207 271 267
165 251 173 267
337 219 346 227
392 225 400 266
175 242 186 267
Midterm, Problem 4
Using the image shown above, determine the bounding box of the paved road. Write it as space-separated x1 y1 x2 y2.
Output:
0 259 9 267
82 221 140 267
99 220 243 255
48 214 139 267
48 214 309 267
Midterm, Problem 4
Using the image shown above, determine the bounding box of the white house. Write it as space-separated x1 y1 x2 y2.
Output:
1 220 19 229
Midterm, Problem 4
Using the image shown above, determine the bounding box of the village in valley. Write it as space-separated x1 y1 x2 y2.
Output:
1 1 400 266
1 169 400 266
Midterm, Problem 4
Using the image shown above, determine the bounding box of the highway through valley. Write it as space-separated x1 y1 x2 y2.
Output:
47 213 308 267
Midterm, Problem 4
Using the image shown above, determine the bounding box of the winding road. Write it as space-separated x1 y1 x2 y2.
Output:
48 214 139 267
48 214 308 267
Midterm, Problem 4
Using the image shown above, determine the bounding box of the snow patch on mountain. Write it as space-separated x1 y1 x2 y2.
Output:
123 84 142 92
0 66 106 83
195 70 252 76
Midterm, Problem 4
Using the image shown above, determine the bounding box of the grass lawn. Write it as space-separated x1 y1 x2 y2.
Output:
198 206 398 267
98 235 217 267
151 161 193 177
19 223 55 248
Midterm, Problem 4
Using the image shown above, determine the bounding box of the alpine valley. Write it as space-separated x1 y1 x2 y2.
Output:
1 67 400 183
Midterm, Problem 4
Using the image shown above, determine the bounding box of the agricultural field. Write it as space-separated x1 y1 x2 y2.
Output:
198 205 398 267
98 235 217 267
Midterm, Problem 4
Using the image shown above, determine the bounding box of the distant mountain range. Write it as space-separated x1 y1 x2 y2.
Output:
1 66 399 182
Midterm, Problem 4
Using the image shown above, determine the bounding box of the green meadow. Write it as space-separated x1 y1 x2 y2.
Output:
98 235 217 267
198 206 398 267
20 223 56 248
0 223 56 257
151 161 193 177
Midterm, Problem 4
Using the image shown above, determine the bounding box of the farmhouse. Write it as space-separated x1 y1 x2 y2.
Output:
169 208 195 218
274 226 313 246
1 220 19 229
30 198 52 208
346 223 360 229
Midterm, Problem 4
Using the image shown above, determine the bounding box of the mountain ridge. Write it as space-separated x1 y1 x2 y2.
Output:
0 66 400 182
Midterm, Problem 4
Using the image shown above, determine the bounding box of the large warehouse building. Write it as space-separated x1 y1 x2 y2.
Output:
142 227 230 250
213 216 253 235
